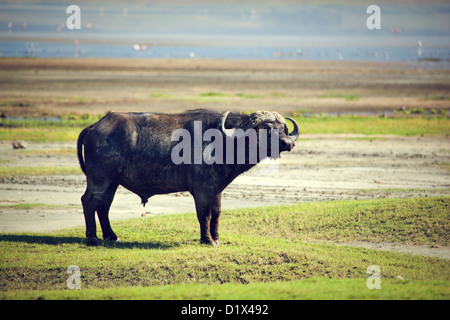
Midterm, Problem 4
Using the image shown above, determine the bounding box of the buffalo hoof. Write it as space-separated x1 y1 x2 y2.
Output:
103 234 118 241
87 236 99 246
201 239 218 246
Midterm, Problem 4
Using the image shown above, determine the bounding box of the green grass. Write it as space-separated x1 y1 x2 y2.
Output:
424 95 450 101
0 203 64 210
0 116 99 128
234 93 262 99
290 115 449 136
0 127 81 142
150 93 174 99
0 115 448 142
320 92 361 101
195 92 262 100
0 114 101 142
4 279 447 300
0 197 448 299
0 166 82 178
271 91 286 98
196 92 229 97
224 197 450 246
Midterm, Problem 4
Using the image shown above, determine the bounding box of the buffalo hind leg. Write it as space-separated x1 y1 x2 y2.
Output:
210 193 221 246
81 181 118 246
97 183 119 242
81 187 100 246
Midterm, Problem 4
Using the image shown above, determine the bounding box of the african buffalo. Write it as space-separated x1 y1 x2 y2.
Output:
77 109 299 246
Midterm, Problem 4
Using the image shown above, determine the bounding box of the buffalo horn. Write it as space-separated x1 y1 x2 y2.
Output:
220 111 237 137
285 117 300 142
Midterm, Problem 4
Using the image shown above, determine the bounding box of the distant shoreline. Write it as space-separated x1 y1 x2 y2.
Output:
1 34 449 62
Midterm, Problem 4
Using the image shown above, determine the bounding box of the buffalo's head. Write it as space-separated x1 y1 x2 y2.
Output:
219 111 300 159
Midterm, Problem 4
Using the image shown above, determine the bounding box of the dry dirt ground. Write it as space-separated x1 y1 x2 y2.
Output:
0 58 449 117
0 58 449 258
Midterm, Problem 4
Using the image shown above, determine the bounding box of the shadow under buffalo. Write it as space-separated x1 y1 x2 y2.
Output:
0 234 174 250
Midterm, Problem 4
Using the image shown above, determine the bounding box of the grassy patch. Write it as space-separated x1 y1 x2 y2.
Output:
0 115 448 143
290 115 449 136
150 91 264 101
196 92 262 99
0 127 81 142
0 116 97 142
224 197 449 246
424 95 450 101
320 92 361 101
2 279 447 300
235 93 262 99
150 93 174 99
197 92 228 97
271 91 286 98
354 187 450 197
0 116 101 128
0 197 448 299
0 166 81 178
0 203 64 210
150 91 263 102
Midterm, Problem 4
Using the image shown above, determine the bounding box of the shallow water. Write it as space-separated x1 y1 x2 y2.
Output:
0 2 449 63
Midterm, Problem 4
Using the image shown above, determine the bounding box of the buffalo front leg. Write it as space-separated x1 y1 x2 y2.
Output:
193 193 215 246
210 193 221 246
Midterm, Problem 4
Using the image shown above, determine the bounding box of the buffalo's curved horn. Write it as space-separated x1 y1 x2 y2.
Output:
220 111 236 137
285 117 300 142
